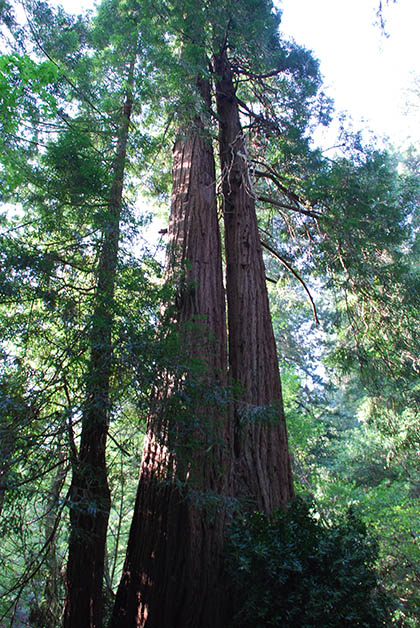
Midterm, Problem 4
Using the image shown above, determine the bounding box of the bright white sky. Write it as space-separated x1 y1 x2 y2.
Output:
43 0 420 148
278 0 420 147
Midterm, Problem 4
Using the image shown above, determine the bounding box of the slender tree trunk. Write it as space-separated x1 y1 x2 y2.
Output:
0 443 12 519
110 79 230 628
63 66 134 628
44 457 67 626
29 456 67 628
213 49 294 514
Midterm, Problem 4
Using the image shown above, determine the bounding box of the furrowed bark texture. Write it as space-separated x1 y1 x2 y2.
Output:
110 80 230 628
213 50 294 514
63 75 133 628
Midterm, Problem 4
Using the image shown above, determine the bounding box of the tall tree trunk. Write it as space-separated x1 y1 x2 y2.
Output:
63 66 134 628
213 49 294 514
110 79 230 628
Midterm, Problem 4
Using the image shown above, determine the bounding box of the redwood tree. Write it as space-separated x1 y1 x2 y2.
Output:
110 78 230 628
107 1 330 624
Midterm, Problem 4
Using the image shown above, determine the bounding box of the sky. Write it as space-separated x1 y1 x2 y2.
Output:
278 0 420 147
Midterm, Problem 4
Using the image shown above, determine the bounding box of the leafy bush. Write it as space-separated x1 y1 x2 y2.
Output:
226 498 392 627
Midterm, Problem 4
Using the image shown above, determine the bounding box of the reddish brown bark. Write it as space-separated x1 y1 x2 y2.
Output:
109 80 230 628
213 49 294 514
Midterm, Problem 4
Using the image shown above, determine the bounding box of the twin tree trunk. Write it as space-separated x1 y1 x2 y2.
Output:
110 54 293 627
110 79 230 628
63 68 134 628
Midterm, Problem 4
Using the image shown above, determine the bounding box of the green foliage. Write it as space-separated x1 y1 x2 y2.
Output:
0 53 58 127
280 365 323 466
312 149 420 434
0 3 170 621
226 498 391 628
311 419 420 627
1 0 419 624
0 52 59 196
272 273 420 626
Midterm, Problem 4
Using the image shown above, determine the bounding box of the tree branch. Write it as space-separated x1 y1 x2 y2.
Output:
63 377 79 465
258 194 320 219
252 160 308 206
260 238 319 326
107 430 131 456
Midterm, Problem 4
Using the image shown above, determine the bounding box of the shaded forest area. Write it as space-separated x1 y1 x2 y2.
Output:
0 0 419 626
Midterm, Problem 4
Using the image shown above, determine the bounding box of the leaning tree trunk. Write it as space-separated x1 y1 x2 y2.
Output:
110 79 230 628
63 67 134 628
213 49 294 514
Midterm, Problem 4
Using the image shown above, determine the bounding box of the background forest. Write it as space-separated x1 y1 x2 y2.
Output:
0 0 419 626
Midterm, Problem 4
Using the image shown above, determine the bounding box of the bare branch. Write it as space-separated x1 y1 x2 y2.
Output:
258 194 320 219
107 430 131 456
63 378 79 465
260 238 319 326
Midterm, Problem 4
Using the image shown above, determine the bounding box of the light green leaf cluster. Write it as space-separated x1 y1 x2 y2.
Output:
0 53 58 125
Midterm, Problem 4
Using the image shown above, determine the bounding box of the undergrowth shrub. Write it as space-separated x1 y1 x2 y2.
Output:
226 498 392 627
